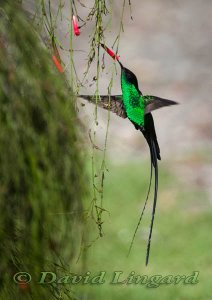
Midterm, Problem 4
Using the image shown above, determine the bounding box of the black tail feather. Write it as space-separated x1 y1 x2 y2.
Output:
127 159 153 257
145 138 158 265
140 113 159 265
143 113 161 163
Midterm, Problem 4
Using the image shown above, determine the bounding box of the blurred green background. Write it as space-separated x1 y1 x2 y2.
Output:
80 157 212 299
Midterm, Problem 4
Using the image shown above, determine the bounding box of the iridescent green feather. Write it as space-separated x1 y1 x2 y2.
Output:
121 72 145 126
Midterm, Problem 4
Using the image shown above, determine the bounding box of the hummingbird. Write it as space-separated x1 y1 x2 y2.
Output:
79 44 178 265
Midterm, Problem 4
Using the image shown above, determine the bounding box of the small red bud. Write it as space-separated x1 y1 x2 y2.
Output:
52 55 63 73
72 15 80 36
101 44 120 61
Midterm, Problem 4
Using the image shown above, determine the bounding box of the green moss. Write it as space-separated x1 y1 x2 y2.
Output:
0 2 87 299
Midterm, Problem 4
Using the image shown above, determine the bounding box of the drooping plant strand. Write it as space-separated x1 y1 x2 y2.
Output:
32 0 131 241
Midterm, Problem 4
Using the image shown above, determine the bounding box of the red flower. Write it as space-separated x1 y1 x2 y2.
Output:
101 44 120 61
72 15 80 36
52 55 63 73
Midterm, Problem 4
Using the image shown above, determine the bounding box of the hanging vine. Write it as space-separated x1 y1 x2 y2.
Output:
28 0 133 242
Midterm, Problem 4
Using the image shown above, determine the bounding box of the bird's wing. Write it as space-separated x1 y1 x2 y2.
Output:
78 95 127 119
79 95 178 118
144 95 178 114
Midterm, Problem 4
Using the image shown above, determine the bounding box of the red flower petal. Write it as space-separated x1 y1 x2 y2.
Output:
52 43 61 63
101 44 120 61
72 15 80 36
52 55 63 73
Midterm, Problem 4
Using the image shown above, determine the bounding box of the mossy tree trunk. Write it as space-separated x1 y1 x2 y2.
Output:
0 1 87 299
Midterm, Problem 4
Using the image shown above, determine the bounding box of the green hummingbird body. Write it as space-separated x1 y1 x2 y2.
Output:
121 71 145 126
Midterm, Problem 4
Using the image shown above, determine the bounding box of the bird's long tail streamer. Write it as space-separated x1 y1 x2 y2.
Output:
145 138 158 265
128 114 159 265
127 158 153 257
